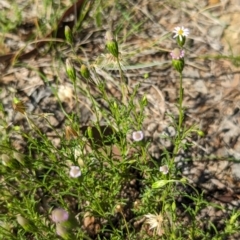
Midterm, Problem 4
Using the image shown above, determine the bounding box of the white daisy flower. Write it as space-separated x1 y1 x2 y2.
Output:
145 213 164 236
159 165 169 175
132 130 144 142
69 166 81 178
173 26 189 41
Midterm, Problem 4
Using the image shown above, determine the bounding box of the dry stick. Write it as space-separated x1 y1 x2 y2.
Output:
0 0 85 65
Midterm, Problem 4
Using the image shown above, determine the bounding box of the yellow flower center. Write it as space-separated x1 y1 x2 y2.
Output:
178 29 183 35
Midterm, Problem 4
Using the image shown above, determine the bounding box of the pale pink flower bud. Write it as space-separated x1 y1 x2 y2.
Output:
51 209 69 223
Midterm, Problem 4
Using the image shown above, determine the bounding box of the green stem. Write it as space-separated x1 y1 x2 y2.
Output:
116 57 127 103
120 210 131 239
178 72 184 131
116 57 124 84
173 72 184 158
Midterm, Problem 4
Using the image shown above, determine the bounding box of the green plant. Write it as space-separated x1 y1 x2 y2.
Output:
1 1 240 240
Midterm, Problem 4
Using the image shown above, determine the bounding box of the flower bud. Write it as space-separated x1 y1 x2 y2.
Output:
133 199 141 210
13 125 21 131
51 208 78 229
115 204 123 213
51 209 69 223
2 154 11 166
170 49 185 73
13 151 25 165
16 215 36 232
197 130 204 137
112 101 118 110
177 35 186 48
66 58 76 83
105 31 119 58
87 126 93 139
77 157 84 167
0 220 12 231
64 25 73 45
172 59 184 73
2 154 17 168
141 95 148 106
56 223 72 240
80 64 90 79
172 201 176 212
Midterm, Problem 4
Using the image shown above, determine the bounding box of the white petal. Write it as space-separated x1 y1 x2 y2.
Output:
70 166 81 178
174 26 181 32
145 214 155 218
173 33 178 38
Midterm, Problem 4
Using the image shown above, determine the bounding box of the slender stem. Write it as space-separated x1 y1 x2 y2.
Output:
120 210 130 239
116 56 127 103
116 57 124 84
172 72 184 158
178 72 184 131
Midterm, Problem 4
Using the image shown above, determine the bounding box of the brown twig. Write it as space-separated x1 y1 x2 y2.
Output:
0 0 85 64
